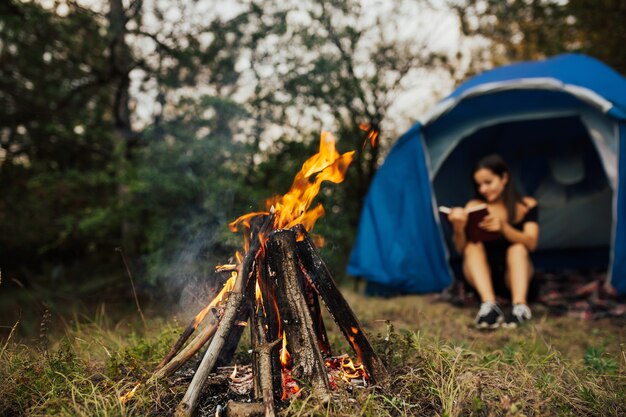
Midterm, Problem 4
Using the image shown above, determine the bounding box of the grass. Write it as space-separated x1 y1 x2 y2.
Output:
1 291 625 416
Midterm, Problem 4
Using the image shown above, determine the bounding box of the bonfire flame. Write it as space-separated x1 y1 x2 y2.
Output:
279 331 301 400
229 132 354 236
325 354 369 384
339 356 367 382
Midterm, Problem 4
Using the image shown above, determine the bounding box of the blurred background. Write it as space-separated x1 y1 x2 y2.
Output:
1 0 624 339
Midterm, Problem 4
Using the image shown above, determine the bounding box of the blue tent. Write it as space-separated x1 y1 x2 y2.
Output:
348 54 626 295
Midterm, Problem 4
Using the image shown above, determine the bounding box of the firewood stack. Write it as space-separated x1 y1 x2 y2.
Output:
147 212 387 416
143 132 387 416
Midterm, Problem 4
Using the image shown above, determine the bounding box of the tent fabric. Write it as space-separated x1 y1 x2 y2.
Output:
347 124 453 293
348 53 626 295
437 54 626 118
613 126 626 294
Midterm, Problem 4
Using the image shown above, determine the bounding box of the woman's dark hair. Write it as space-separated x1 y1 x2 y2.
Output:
473 154 523 223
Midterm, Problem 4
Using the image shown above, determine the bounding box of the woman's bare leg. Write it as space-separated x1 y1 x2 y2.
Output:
463 242 496 302
505 243 533 305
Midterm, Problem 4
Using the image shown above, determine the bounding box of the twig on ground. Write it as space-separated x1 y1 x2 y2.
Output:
116 247 147 330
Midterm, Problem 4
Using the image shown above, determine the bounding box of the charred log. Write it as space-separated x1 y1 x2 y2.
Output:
302 276 332 357
176 215 274 416
256 338 281 417
150 314 219 381
266 229 331 400
294 225 388 385
258 253 284 398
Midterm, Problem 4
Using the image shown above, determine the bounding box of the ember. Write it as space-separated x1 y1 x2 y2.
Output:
132 132 388 416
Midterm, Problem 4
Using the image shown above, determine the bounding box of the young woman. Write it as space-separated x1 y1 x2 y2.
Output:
447 154 539 329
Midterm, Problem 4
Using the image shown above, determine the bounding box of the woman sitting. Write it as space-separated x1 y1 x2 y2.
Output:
447 154 539 329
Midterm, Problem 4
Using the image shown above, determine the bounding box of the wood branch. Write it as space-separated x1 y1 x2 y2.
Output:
294 225 388 385
224 401 264 417
176 214 274 416
154 322 195 372
256 338 281 417
266 229 331 400
154 270 233 373
248 265 264 400
214 277 253 369
175 292 244 417
258 252 283 398
302 277 332 357
150 313 219 381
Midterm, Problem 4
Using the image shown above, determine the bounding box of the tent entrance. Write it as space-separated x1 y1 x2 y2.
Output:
433 115 612 272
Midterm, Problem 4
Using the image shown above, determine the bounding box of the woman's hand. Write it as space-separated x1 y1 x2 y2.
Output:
479 214 503 232
448 207 467 232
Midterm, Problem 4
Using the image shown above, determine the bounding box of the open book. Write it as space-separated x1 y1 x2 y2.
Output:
438 204 501 242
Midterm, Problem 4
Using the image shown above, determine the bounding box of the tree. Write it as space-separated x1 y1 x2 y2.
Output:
236 0 468 275
0 0 119 282
452 0 626 74
0 0 260 291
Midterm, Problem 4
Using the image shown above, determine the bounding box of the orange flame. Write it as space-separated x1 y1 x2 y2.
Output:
270 132 354 231
348 334 364 365
359 122 379 148
279 331 301 400
339 356 367 382
235 251 243 264
324 354 369 385
279 331 290 367
191 272 237 329
229 132 354 236
255 280 263 303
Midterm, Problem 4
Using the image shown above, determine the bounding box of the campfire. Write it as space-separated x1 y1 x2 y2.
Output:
129 132 387 416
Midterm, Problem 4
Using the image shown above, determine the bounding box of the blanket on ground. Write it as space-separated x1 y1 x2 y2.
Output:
435 270 626 319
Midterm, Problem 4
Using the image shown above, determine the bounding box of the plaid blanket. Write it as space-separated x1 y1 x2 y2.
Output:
435 270 626 320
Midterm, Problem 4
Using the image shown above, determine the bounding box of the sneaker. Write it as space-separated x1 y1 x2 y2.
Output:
474 302 504 329
503 304 532 328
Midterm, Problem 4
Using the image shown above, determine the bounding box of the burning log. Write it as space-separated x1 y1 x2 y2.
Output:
266 229 331 401
247 267 264 400
176 291 244 417
176 215 273 417
294 225 389 385
257 254 283 398
303 274 332 357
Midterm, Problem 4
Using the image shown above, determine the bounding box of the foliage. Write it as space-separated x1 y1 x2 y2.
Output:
584 345 619 375
0 0 119 276
453 0 626 74
121 95 258 286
